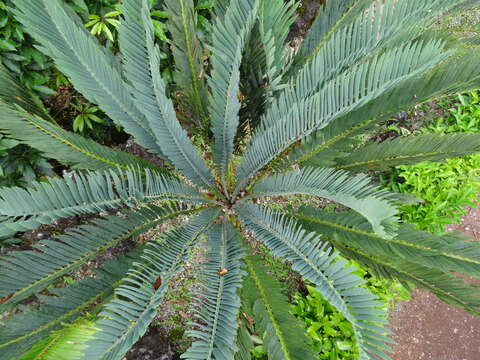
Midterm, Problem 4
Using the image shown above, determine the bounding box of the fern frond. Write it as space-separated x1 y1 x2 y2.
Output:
0 168 206 236
119 0 214 189
0 104 160 173
18 320 96 360
237 204 392 360
245 167 398 237
335 133 480 171
13 0 163 157
280 48 480 170
0 204 199 312
288 0 368 76
182 220 245 360
164 0 209 126
234 323 253 360
241 255 316 360
238 0 297 129
235 39 448 195
83 208 221 360
0 253 135 360
209 0 258 187
333 241 480 317
295 207 480 278
294 208 480 301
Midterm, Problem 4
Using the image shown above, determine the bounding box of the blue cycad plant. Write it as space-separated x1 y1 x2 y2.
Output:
1 0 480 359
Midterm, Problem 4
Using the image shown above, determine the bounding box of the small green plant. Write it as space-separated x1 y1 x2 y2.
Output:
249 256 410 360
425 91 480 134
0 142 53 187
85 10 121 42
0 0 55 96
72 103 104 133
382 157 480 233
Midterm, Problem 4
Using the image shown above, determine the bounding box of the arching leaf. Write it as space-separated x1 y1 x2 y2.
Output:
209 0 259 188
246 167 398 237
0 168 206 236
335 133 480 171
182 220 245 360
119 0 215 189
241 255 316 360
164 0 209 127
0 104 160 173
235 39 448 195
237 204 392 360
83 208 221 360
13 0 163 156
0 204 201 312
0 253 136 360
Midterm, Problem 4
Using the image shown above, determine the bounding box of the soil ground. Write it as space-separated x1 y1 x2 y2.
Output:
390 206 480 360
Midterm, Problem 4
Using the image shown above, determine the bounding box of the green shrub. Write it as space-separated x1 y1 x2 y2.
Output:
0 0 55 96
382 157 480 233
381 91 480 233
292 263 409 360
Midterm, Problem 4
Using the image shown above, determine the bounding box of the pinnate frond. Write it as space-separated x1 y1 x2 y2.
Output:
119 0 214 189
13 0 163 156
295 207 480 279
0 253 135 360
83 208 220 360
237 204 392 360
291 0 470 93
238 0 297 129
0 64 51 120
164 0 209 126
334 242 480 317
182 220 245 360
17 321 96 360
0 204 197 312
0 168 204 236
246 167 398 237
241 255 316 360
335 133 480 171
209 0 259 184
235 39 448 194
234 324 253 360
295 207 480 314
281 40 480 171
294 0 367 64
0 104 159 173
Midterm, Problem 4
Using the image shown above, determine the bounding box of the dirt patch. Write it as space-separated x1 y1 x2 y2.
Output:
390 207 480 360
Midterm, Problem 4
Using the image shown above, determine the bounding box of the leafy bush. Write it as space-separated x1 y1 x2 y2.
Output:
1 1 480 360
248 258 410 360
0 143 53 187
381 91 480 233
425 91 480 134
292 267 409 360
382 157 480 233
0 0 54 96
